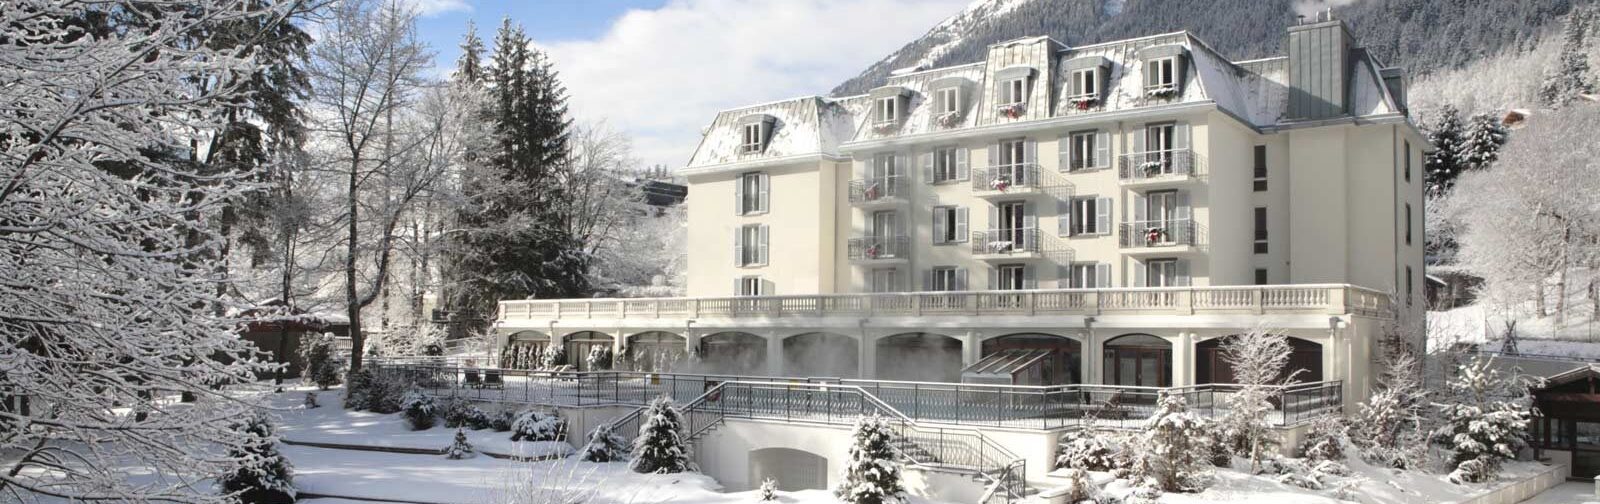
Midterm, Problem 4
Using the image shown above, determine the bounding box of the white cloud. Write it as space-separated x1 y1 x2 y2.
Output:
403 0 470 17
536 0 970 169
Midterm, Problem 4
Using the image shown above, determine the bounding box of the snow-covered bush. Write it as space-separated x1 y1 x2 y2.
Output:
586 345 613 371
1126 392 1213 494
541 346 566 370
1298 416 1348 462
1056 429 1119 471
446 428 474 460
630 396 693 474
579 423 629 462
1353 350 1429 469
400 390 437 431
344 367 406 413
835 415 906 504
759 477 779 501
1431 357 1536 484
490 406 516 432
442 398 490 429
299 332 342 390
1056 468 1109 504
218 415 296 504
510 409 567 442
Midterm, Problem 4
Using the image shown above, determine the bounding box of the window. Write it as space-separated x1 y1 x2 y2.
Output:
1404 140 1412 183
737 276 765 296
1001 78 1026 106
874 96 898 126
1066 263 1110 289
996 264 1027 291
928 267 963 291
1070 197 1109 235
932 206 968 244
869 268 899 293
1253 145 1267 191
1145 58 1177 91
1070 68 1098 99
991 139 1029 187
997 139 1026 166
1405 203 1413 245
1254 207 1268 254
1255 268 1268 285
736 172 768 215
932 147 959 182
1144 259 1180 287
1069 131 1096 171
740 122 765 153
734 224 768 267
1406 266 1415 306
935 87 960 117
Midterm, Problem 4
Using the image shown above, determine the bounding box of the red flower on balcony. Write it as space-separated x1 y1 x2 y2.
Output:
866 244 881 259
865 184 880 200
1145 227 1166 245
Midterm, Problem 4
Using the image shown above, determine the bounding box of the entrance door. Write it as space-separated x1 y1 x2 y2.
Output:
998 201 1027 248
1577 420 1600 479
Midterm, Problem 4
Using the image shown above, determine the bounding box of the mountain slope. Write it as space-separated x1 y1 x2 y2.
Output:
834 0 1587 96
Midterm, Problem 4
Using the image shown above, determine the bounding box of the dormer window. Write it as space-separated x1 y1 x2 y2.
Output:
1071 69 1098 98
867 85 910 134
1144 57 1179 98
1001 79 1027 106
740 123 765 153
1063 56 1110 111
994 66 1034 119
874 96 899 126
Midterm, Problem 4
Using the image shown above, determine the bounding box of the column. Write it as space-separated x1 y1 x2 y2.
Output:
765 331 784 377
1080 330 1096 385
1171 332 1194 387
964 331 984 366
859 331 876 379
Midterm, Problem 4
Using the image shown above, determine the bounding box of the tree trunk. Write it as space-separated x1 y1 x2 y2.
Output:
347 155 364 372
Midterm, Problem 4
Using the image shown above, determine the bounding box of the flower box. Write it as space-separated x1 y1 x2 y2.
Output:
987 240 1015 253
1144 86 1178 99
935 111 963 128
989 177 1012 192
1067 95 1098 110
872 121 899 134
997 103 1025 119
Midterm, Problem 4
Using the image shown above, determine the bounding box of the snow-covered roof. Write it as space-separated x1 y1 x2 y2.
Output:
683 26 1410 172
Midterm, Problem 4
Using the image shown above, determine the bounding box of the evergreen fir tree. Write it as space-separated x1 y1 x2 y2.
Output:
1424 106 1467 195
580 423 629 462
219 415 296 504
299 332 341 390
1353 350 1428 469
630 396 693 474
1459 112 1509 171
834 415 906 504
1432 357 1536 484
759 477 779 501
446 428 475 459
1127 392 1213 494
1539 8 1596 108
453 21 485 86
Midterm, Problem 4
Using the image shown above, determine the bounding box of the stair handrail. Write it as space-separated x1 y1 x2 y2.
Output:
608 381 732 445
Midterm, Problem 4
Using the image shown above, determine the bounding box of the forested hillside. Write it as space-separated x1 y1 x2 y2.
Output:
834 0 1591 95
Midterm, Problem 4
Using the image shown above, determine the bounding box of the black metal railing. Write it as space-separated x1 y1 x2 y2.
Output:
1117 149 1200 182
848 176 906 204
847 235 910 260
1119 219 1199 248
972 164 1039 192
972 228 1040 255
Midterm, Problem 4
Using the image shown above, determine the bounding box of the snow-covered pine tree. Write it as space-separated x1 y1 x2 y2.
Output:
1353 349 1428 469
580 422 629 462
1058 468 1107 504
300 332 342 389
541 345 566 370
510 409 567 442
219 415 297 504
835 415 906 504
1055 428 1118 471
630 396 693 474
1216 327 1300 473
453 20 485 85
1127 392 1214 494
1297 416 1348 462
1538 7 1596 108
1432 357 1536 484
759 477 779 501
401 390 438 430
0 2 310 501
1424 105 1468 195
1459 112 1508 171
587 345 613 371
446 428 475 460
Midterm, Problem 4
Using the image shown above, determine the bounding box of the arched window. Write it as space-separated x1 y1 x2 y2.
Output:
783 333 858 379
563 331 614 372
699 332 766 376
980 333 1082 385
627 332 686 373
1195 335 1323 384
1102 334 1172 387
877 333 962 382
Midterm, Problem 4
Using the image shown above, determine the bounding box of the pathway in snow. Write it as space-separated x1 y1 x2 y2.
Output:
1522 481 1600 504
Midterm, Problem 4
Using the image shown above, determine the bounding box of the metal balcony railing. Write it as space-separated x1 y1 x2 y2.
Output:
847 235 910 260
1117 148 1201 182
1119 219 1199 248
848 176 907 204
971 164 1039 192
971 228 1039 256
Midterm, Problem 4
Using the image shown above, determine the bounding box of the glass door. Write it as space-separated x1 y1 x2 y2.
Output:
998 201 1026 249
1578 421 1600 479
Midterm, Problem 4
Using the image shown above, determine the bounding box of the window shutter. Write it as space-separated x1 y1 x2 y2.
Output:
1134 263 1146 287
734 277 741 295
1058 135 1071 172
1094 131 1111 168
1058 199 1073 237
932 209 948 244
956 148 970 180
1023 201 1037 230
734 177 744 215
1176 260 1191 287
955 207 969 242
1057 264 1072 287
757 173 770 213
1174 122 1190 151
1070 72 1084 97
921 151 934 184
894 152 907 177
922 269 933 290
1132 193 1147 223
1096 263 1111 288
1024 139 1038 166
1096 197 1112 234
757 225 769 265
1023 264 1037 290
956 268 968 291
1132 128 1146 154
733 227 744 267
988 206 999 233
1176 191 1191 220
763 278 776 295
987 269 998 290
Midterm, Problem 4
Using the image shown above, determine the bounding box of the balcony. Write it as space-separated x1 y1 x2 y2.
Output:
1117 149 1203 187
1119 219 1203 255
848 176 908 208
496 284 1393 322
971 164 1071 201
847 235 910 264
970 228 1070 262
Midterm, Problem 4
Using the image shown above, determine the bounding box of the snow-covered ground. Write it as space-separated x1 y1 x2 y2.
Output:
1431 303 1600 359
1522 482 1600 504
277 389 571 458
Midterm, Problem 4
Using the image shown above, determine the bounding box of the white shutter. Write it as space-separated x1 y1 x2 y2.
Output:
1096 197 1112 234
922 269 934 290
1057 264 1072 287
1132 127 1146 154
1094 131 1111 168
1176 191 1191 220
733 227 744 267
956 148 970 180
1176 260 1191 287
956 268 968 291
1058 135 1071 173
1023 264 1037 290
763 278 775 296
734 176 744 215
1134 262 1146 287
757 225 769 265
955 207 969 242
1024 139 1037 166
734 277 741 295
987 269 998 290
1174 122 1190 151
1058 198 1073 237
894 152 908 178
921 151 934 184
988 206 999 234
987 144 997 169
932 209 948 245
757 173 770 213
1023 201 1037 229
1132 193 1147 223
1095 263 1111 288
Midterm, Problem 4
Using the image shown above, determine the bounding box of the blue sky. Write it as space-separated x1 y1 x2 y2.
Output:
403 0 971 169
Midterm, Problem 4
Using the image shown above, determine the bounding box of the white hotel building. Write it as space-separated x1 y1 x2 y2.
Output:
476 18 1428 497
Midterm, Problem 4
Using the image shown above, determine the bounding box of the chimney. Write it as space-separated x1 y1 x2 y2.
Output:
1286 16 1354 120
